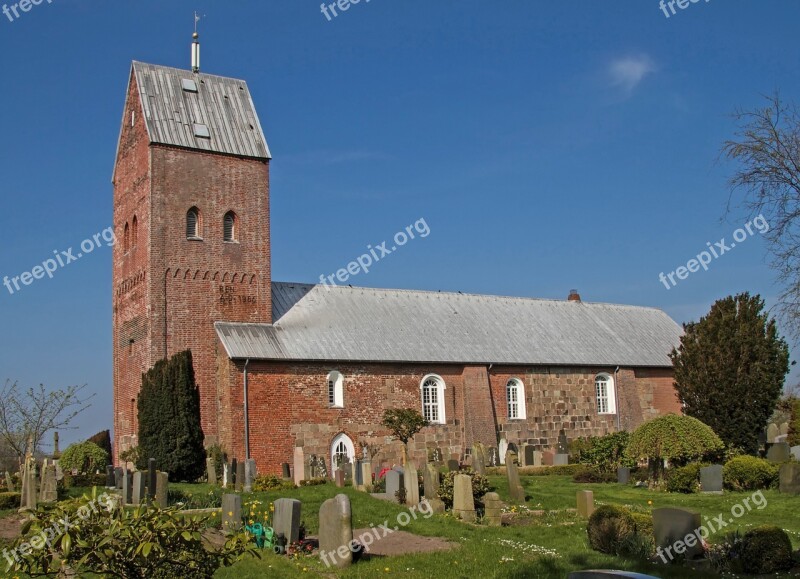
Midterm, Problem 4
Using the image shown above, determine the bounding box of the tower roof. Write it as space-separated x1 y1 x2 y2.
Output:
128 61 271 160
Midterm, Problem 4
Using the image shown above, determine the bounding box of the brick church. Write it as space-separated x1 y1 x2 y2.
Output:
112 47 683 475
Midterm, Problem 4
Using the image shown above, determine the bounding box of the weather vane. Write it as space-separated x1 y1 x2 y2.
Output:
194 11 201 34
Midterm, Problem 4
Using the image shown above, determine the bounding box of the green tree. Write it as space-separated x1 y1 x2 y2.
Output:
788 398 800 447
60 441 109 475
137 351 206 481
87 430 113 464
670 293 790 454
382 408 428 466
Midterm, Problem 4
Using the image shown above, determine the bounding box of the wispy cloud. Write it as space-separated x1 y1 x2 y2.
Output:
608 54 655 94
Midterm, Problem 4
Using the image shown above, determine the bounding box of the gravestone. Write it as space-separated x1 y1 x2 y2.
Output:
120 469 132 505
505 450 526 503
700 465 723 494
222 463 230 488
482 492 503 526
132 471 146 504
236 461 246 492
385 469 403 502
315 456 328 479
428 497 446 514
244 459 256 492
353 459 363 488
554 454 569 466
452 474 476 522
148 459 157 500
343 459 353 483
306 455 316 480
155 472 169 508
22 462 37 510
779 463 800 494
792 446 800 461
54 461 63 481
404 462 420 506
114 467 123 489
471 443 486 476
334 469 345 487
447 459 460 472
360 460 372 490
4 471 14 492
40 464 58 503
282 462 291 480
617 467 631 484
780 422 790 437
523 445 536 467
293 447 304 485
105 465 115 488
273 498 302 543
542 451 554 466
487 447 498 467
318 494 354 568
222 493 242 531
206 458 217 486
767 442 791 463
432 447 443 466
423 464 439 500
577 490 594 518
767 423 780 443
653 507 704 560
557 430 569 454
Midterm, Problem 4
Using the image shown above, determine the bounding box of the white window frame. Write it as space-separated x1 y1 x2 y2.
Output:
595 373 617 415
186 207 201 239
327 371 344 408
506 378 527 420
420 374 446 425
330 433 354 471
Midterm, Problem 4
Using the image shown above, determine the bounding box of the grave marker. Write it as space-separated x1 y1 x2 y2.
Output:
779 463 800 494
385 469 403 502
155 472 169 508
222 493 242 531
577 490 594 518
617 467 631 484
236 461 245 492
471 443 487 476
148 459 157 500
319 494 354 568
40 464 58 503
207 457 217 486
293 447 304 485
482 491 503 526
132 471 146 504
452 474 476 522
653 507 704 561
273 498 302 543
700 465 723 494
423 463 440 500
404 462 420 507
505 450 526 503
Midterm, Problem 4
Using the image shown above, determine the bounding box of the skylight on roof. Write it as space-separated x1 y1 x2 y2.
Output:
182 79 198 93
193 123 210 139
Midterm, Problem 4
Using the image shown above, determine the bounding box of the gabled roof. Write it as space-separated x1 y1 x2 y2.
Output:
214 282 683 367
127 61 270 160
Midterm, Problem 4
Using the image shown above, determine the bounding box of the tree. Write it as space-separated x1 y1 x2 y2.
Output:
0 380 94 462
381 408 428 466
722 94 800 337
60 441 109 475
87 430 113 464
137 351 206 481
670 293 790 454
627 414 724 480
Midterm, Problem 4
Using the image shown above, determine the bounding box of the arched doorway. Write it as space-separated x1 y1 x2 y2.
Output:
331 433 355 472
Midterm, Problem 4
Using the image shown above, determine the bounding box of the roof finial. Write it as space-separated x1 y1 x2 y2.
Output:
191 12 201 73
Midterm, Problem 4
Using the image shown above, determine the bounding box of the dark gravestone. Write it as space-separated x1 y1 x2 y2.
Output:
524 445 536 467
767 442 791 464
282 462 291 480
700 465 723 493
557 430 569 454
273 498 302 543
231 459 238 487
779 463 800 494
105 465 115 488
617 467 631 484
222 494 242 531
335 469 345 487
148 458 157 500
114 467 123 489
653 507 704 561
447 459 460 472
354 460 363 486
236 461 246 492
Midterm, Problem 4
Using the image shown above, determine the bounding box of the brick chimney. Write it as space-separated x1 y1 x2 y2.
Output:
568 289 581 302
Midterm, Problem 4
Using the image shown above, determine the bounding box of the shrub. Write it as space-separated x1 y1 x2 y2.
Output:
437 468 492 509
60 441 110 475
299 478 328 487
205 444 227 481
739 526 793 574
789 397 800 447
252 475 295 492
0 492 20 509
723 455 778 491
62 473 108 489
587 505 636 555
629 512 654 539
575 432 635 472
666 463 704 494
167 488 222 509
573 466 617 484
87 430 113 463
486 464 583 477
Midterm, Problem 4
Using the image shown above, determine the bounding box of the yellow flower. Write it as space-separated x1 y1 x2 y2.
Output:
384 568 390 572
228 511 233 517
249 519 254 525
647 500 653 506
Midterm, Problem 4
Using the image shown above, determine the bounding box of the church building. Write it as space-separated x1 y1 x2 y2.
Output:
112 42 683 475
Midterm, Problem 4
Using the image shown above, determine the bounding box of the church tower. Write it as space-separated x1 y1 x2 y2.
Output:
111 35 272 461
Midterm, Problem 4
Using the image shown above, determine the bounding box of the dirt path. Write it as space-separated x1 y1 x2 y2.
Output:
0 512 25 541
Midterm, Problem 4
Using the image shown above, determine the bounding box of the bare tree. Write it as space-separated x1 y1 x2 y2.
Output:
722 93 800 339
0 380 95 462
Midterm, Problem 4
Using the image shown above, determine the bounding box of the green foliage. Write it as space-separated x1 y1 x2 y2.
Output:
574 432 634 472
381 408 429 445
572 466 617 484
86 430 113 463
723 455 779 491
252 475 296 492
167 487 223 509
0 491 20 509
437 467 491 508
62 473 107 489
487 464 584 477
671 293 790 454
59 441 109 475
298 478 328 487
120 445 140 466
5 493 258 578
665 463 704 494
627 414 723 477
138 350 206 482
789 397 800 447
206 444 227 480
737 526 793 574
587 505 636 555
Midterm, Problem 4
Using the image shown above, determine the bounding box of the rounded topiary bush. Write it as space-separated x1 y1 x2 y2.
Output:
666 463 704 494
587 505 636 555
739 526 793 574
60 441 109 475
723 455 778 491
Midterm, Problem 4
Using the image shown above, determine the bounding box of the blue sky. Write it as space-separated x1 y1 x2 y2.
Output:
1 0 799 449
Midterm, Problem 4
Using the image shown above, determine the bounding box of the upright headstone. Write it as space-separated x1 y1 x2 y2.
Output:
315 456 328 479
282 463 291 480
505 450 525 503
423 463 440 500
120 468 133 505
554 454 569 466
542 451 554 466
222 463 230 489
222 493 242 531
132 471 146 504
105 465 115 488
557 430 569 454
244 459 256 492
617 467 631 484
523 445 535 467
360 460 372 491
293 447 304 486
471 443 486 476
767 423 780 443
780 422 790 437
576 490 594 518
482 492 503 526
700 465 723 494
236 461 246 492
155 472 169 508
447 459 460 472
54 460 63 482
273 498 302 543
531 450 543 467
206 457 217 486
22 462 37 511
318 494 354 568
40 464 58 503
404 462 420 507
767 442 791 464
334 469 345 487
487 447 498 467
452 474 476 522
148 458 157 500
4 471 14 492
653 508 704 561
231 458 239 489
432 447 443 466
114 467 124 489
385 469 403 502
779 463 800 494
792 446 800 461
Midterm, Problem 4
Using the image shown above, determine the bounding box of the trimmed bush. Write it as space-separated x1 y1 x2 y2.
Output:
59 441 109 475
573 466 617 484
62 473 108 489
574 431 635 472
587 505 636 555
739 526 793 574
630 512 654 539
252 475 295 492
437 467 492 508
666 463 704 494
723 455 778 491
0 491 21 509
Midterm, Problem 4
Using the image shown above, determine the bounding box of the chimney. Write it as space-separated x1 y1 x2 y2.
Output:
567 289 581 302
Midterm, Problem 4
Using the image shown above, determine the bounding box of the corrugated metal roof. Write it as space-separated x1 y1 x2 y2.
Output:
131 61 270 160
214 283 683 367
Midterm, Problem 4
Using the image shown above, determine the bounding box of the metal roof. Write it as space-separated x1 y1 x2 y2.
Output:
215 283 682 367
130 61 271 160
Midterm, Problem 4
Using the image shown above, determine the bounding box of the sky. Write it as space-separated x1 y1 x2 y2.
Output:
1 0 799 450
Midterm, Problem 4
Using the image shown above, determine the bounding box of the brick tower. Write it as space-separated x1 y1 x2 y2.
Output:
111 43 272 462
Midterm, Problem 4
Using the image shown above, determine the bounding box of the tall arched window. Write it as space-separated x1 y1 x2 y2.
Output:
327 371 344 408
123 222 130 253
420 374 446 424
506 378 526 419
131 215 138 248
595 373 617 414
330 433 354 471
186 207 201 239
223 211 237 242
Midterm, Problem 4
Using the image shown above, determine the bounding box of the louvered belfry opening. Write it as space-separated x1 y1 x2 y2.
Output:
223 211 236 242
187 207 199 238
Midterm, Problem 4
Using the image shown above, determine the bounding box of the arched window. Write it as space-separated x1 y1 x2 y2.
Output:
131 215 138 248
327 371 344 408
420 374 446 424
595 373 617 414
330 433 354 471
186 207 201 239
506 378 526 420
223 211 237 242
123 222 130 253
